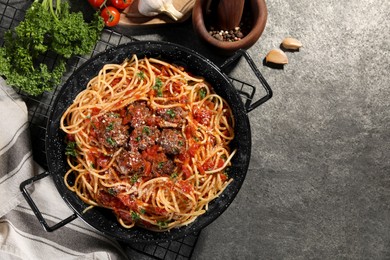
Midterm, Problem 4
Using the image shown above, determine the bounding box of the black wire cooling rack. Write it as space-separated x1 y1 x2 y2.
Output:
1 1 260 259
1 1 199 259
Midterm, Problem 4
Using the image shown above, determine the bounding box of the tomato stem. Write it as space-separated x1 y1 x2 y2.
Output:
99 0 107 10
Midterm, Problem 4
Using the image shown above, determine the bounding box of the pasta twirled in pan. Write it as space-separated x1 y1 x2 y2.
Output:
61 55 236 231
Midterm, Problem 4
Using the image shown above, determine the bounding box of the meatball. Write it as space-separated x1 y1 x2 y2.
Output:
159 129 185 155
126 101 152 128
94 112 128 148
96 189 123 208
151 152 175 176
115 150 145 175
129 126 160 151
156 107 187 127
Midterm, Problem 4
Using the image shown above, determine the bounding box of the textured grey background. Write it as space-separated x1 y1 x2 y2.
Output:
80 0 390 259
191 1 390 259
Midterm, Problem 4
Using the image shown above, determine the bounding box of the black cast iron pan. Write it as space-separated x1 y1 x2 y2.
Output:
20 41 272 244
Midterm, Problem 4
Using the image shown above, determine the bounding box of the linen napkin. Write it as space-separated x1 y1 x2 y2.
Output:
0 78 128 260
0 77 36 217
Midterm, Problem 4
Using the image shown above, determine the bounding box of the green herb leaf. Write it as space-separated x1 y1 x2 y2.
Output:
166 109 175 118
65 141 77 157
157 220 168 229
142 126 150 135
131 174 139 184
106 122 114 132
106 137 116 146
153 77 163 97
154 77 163 88
223 171 229 178
131 211 140 221
0 1 104 96
199 88 207 99
109 112 120 118
107 188 117 196
137 70 145 80
157 162 164 169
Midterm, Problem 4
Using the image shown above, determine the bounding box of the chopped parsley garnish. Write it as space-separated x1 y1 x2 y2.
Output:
157 162 164 169
178 140 183 146
65 142 77 157
107 188 117 196
166 109 175 118
131 174 139 184
106 122 114 132
113 113 120 118
140 208 146 215
153 77 163 97
137 70 145 79
106 137 116 146
131 211 140 221
170 172 178 179
154 77 163 88
199 88 207 99
157 220 168 229
135 136 141 142
142 126 150 135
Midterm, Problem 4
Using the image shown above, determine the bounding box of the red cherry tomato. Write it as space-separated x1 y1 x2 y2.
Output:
100 6 120 27
88 0 105 8
110 0 134 10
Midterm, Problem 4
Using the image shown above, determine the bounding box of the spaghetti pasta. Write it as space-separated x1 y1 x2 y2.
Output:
61 55 236 231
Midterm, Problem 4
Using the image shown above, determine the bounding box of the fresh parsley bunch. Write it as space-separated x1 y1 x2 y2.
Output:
0 0 104 96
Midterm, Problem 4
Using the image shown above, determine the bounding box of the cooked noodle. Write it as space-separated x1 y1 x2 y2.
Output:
61 55 236 231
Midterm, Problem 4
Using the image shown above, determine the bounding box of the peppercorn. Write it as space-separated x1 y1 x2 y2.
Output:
208 27 244 42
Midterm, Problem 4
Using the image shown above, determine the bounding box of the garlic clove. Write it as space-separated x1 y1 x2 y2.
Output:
138 0 161 17
161 1 184 21
281 37 302 50
138 0 183 21
265 49 288 64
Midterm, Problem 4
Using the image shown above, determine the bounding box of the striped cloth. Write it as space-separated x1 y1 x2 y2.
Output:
0 78 35 217
0 78 128 260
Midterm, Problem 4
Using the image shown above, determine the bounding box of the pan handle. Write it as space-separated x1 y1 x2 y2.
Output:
220 49 273 113
20 172 78 232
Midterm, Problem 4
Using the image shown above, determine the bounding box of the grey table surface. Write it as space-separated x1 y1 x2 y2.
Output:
119 0 390 259
5 0 390 259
